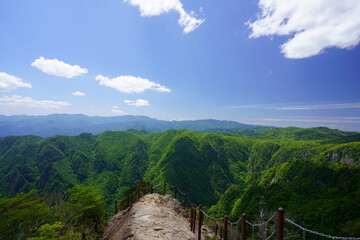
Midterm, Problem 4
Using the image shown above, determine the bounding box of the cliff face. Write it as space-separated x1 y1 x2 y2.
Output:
102 193 196 240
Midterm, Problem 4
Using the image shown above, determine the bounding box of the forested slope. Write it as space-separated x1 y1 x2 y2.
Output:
0 127 359 237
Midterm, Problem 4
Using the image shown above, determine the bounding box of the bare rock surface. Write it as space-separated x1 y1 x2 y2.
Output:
102 193 197 240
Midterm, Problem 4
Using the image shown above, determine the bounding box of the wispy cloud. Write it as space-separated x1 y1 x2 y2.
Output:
96 75 171 93
248 0 360 58
124 0 205 34
0 95 71 109
124 99 150 107
72 91 86 97
31 57 88 78
229 102 360 110
0 72 32 92
259 117 360 124
228 104 265 109
268 103 360 110
111 106 126 115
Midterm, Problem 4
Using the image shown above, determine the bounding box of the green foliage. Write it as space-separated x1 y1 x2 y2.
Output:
0 127 359 238
66 185 105 221
210 159 360 236
28 222 62 240
0 185 105 240
0 190 51 239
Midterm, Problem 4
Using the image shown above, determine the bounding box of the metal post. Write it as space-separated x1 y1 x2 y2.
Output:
276 208 284 240
82 232 86 240
242 213 246 240
190 205 194 231
183 194 187 209
164 181 167 195
174 187 177 198
193 205 197 233
215 223 218 237
95 218 99 232
224 216 228 240
198 205 203 240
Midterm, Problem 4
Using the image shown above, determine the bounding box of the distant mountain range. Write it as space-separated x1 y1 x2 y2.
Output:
0 114 267 137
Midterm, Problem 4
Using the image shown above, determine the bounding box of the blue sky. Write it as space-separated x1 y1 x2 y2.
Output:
1 0 360 131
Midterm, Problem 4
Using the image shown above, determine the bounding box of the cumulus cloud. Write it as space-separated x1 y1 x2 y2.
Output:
125 0 205 34
96 75 171 93
31 57 88 78
124 99 150 107
0 72 32 92
0 95 71 109
72 91 86 96
248 0 360 58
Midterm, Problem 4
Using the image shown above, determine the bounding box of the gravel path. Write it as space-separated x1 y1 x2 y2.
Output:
102 193 197 240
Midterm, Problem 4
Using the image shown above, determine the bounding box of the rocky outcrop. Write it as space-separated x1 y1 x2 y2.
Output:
102 193 197 240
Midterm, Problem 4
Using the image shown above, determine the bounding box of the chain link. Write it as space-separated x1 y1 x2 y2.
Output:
285 218 360 240
246 213 275 227
200 209 223 221
230 217 241 225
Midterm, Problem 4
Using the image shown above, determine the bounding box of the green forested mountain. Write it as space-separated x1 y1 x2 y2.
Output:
0 127 359 238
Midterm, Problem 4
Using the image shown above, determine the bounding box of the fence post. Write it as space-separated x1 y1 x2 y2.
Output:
82 232 86 240
190 205 194 231
95 217 99 232
183 194 187 209
242 213 246 240
193 204 197 233
215 223 218 237
276 207 284 240
137 188 140 200
150 184 154 194
174 187 177 198
198 205 203 240
224 216 228 240
164 181 167 195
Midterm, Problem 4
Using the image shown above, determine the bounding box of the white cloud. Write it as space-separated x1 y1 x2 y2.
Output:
125 0 205 34
229 102 360 110
124 99 150 107
0 95 71 109
31 57 88 78
248 0 360 58
260 117 360 124
96 75 171 93
0 72 32 92
111 106 126 115
268 103 360 110
72 91 86 96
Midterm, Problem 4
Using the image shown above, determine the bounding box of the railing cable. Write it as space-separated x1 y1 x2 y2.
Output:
285 218 360 240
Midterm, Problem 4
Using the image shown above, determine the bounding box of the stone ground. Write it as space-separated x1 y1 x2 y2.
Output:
101 193 199 240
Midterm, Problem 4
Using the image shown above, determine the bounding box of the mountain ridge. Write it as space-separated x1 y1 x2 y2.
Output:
0 114 262 137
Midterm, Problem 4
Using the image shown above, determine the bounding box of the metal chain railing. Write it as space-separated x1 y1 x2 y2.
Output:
246 213 275 227
285 218 360 240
